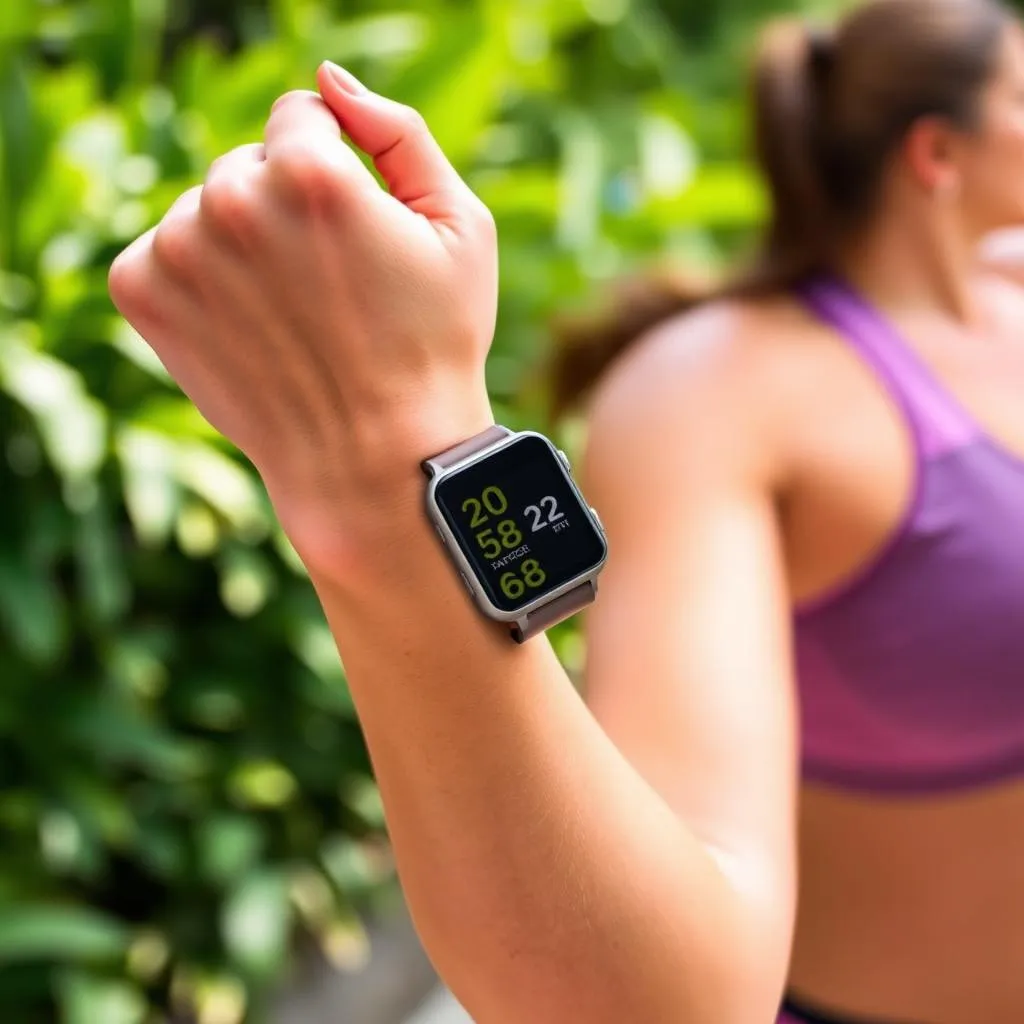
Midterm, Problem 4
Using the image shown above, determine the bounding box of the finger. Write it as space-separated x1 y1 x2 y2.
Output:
109 225 161 327
316 62 468 209
149 185 204 283
165 184 204 221
264 90 342 157
205 142 266 182
109 215 194 337
263 89 376 201
201 143 266 242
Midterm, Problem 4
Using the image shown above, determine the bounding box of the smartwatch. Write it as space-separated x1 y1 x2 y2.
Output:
422 426 608 642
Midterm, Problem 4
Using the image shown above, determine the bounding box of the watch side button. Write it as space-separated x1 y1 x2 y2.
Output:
557 448 572 472
589 507 605 533
458 572 475 596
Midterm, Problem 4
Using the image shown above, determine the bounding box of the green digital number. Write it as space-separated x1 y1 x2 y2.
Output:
500 572 526 600
462 497 487 528
482 486 508 515
497 519 522 548
477 519 523 558
522 560 547 588
500 560 548 601
475 530 502 559
463 486 509 530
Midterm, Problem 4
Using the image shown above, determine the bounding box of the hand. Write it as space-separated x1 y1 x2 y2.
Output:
109 63 498 571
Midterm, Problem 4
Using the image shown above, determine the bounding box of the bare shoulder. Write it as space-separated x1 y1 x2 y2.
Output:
583 292 827 489
978 228 1024 291
976 263 1024 327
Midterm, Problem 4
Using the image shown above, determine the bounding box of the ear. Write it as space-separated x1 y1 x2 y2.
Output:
902 115 961 195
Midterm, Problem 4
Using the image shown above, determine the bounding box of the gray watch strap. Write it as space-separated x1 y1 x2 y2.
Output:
421 424 512 475
422 425 597 641
510 580 597 644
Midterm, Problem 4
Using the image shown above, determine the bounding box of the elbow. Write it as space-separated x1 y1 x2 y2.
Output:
425 913 790 1024
411 839 793 1024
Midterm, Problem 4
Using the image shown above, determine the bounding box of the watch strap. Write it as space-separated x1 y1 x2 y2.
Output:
511 580 597 644
421 424 513 476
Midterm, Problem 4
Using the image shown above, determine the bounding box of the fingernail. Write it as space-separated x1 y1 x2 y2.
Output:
324 61 368 96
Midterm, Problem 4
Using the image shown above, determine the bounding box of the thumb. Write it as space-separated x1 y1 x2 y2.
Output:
317 61 469 212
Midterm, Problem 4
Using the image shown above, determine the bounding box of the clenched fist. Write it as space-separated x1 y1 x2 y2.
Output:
109 63 498 572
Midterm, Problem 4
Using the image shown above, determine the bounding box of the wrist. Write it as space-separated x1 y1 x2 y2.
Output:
267 400 497 589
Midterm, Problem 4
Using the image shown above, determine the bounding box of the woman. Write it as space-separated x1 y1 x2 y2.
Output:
108 0 1024 1020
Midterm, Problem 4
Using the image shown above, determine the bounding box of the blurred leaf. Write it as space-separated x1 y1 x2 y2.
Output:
127 393 222 440
0 546 68 666
58 971 146 1024
172 442 270 539
312 13 428 64
221 869 292 978
0 325 107 485
650 162 766 227
73 491 131 625
397 4 511 167
228 760 297 810
218 545 275 618
109 322 172 383
115 426 180 547
59 776 137 852
556 111 605 251
0 1 38 44
103 626 172 699
63 695 209 781
197 816 265 886
0 907 128 963
0 53 42 268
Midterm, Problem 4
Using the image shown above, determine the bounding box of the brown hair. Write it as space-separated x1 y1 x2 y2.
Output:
550 0 1014 416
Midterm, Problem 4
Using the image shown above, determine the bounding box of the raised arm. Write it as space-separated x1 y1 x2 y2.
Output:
108 70 796 1023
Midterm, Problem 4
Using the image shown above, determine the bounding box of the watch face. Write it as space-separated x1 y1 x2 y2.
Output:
434 434 607 615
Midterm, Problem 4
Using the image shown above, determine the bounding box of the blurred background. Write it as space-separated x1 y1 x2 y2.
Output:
0 0 960 1020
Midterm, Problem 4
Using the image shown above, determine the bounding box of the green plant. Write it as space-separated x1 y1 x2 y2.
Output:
0 0 794 1019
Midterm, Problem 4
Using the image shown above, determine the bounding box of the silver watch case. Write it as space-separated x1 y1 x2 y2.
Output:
424 429 608 632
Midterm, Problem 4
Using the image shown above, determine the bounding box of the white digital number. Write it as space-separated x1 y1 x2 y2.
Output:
524 496 566 532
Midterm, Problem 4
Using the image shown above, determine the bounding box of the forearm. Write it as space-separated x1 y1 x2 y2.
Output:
305 496 786 1024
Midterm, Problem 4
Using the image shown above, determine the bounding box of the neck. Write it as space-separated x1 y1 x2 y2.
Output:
832 206 981 326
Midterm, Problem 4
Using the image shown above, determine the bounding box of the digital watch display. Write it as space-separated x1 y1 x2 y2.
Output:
424 427 608 641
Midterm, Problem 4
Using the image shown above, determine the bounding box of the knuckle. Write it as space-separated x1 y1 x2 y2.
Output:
270 145 344 208
152 214 199 279
270 89 320 116
398 103 428 135
201 174 260 241
108 243 162 326
108 246 143 310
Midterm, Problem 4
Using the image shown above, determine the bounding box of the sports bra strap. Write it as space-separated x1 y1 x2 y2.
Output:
797 275 978 458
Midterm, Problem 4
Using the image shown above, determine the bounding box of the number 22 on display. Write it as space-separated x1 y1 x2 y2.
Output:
462 487 561 599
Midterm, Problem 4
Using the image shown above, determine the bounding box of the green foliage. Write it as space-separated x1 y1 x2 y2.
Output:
0 0 802 1020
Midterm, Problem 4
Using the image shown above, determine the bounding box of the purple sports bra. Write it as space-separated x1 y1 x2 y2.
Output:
792 275 1024 793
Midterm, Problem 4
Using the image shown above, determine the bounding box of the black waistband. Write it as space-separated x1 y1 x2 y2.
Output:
783 994 930 1024
783 995 863 1024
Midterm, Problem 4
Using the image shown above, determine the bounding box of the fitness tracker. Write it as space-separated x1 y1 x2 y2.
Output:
423 426 608 642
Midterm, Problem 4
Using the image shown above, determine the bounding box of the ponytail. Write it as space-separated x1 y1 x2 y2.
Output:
550 18 833 417
749 19 836 287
